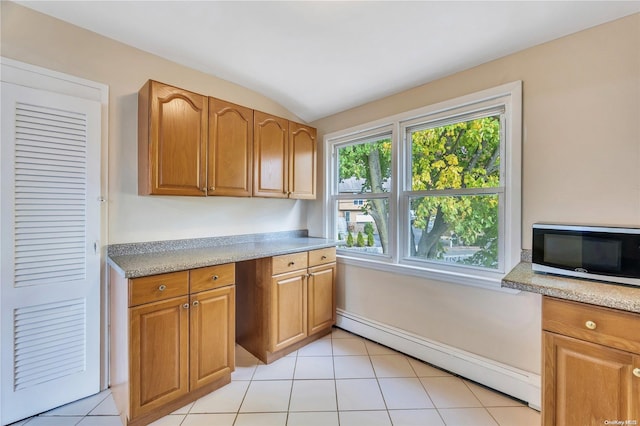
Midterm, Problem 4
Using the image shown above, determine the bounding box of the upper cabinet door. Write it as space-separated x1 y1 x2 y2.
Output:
208 98 253 197
253 111 288 198
139 80 207 196
289 122 317 200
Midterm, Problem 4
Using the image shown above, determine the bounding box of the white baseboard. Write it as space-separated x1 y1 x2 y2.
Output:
336 309 541 410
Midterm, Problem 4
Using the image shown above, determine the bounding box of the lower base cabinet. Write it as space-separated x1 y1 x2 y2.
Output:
110 264 235 426
237 247 336 363
542 296 640 426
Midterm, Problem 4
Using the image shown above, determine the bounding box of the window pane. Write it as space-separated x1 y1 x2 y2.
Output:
410 116 501 191
337 198 389 255
408 194 499 269
338 136 392 194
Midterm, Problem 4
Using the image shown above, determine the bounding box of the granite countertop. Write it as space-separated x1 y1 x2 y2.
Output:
502 262 640 314
108 230 339 278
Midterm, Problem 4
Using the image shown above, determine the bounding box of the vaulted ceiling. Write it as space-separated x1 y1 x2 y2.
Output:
17 1 640 122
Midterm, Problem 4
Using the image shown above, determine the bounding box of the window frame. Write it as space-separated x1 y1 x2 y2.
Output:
323 81 522 291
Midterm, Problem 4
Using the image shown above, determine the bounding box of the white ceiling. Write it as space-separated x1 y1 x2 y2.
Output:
17 1 640 122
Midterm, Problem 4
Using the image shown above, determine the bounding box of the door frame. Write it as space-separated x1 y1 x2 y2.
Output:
0 57 110 392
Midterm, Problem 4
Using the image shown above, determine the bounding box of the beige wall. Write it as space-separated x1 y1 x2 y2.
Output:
310 14 640 375
1 1 311 244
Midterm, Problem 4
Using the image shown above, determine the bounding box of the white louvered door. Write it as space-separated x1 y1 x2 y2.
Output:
1 82 101 425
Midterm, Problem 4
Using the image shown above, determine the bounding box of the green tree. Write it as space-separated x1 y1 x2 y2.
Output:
338 138 391 253
346 231 354 247
338 117 501 267
356 231 365 247
410 116 500 267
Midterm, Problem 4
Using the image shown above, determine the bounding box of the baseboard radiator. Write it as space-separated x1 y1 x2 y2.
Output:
336 309 541 410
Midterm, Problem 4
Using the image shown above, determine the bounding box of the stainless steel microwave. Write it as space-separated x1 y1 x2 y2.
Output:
532 223 640 287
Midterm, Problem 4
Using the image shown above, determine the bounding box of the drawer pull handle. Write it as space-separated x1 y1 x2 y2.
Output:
288 262 295 266
182 303 190 309
192 300 200 307
158 284 167 292
633 368 640 378
585 320 597 330
212 275 219 281
321 255 327 260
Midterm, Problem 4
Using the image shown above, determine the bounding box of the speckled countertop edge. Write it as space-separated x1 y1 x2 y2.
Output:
502 261 640 313
108 231 340 279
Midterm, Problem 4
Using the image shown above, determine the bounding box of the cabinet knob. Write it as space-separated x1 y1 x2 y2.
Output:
192 300 200 307
633 368 640 378
212 275 219 281
182 303 190 309
585 320 597 330
288 261 295 266
200 187 206 193
158 284 167 292
209 186 215 191
321 255 327 260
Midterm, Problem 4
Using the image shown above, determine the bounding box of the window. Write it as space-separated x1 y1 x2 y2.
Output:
325 82 522 289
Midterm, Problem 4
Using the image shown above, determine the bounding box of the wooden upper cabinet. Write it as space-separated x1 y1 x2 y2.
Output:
139 80 208 196
289 122 317 199
253 111 289 198
208 98 253 197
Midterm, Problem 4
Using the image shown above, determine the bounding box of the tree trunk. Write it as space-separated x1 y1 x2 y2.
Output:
367 149 389 253
416 207 448 258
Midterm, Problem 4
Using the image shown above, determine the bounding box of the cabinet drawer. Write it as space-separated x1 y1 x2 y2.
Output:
190 263 235 293
129 271 189 307
272 252 308 275
308 247 336 267
543 296 640 354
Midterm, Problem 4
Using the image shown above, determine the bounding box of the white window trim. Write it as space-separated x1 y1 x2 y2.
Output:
324 81 522 292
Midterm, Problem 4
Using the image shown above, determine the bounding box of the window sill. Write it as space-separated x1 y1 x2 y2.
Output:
337 254 521 294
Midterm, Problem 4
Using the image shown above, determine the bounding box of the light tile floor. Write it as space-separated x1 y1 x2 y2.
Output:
12 328 540 426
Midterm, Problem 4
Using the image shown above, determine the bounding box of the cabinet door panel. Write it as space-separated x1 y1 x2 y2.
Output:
270 271 307 352
308 263 336 335
254 111 288 198
208 98 253 196
190 286 235 390
130 296 189 419
543 332 638 426
140 81 207 196
289 122 316 199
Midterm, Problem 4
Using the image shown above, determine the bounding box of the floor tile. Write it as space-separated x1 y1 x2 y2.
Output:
364 340 397 355
286 411 339 426
335 379 386 411
438 407 499 425
333 355 375 378
420 377 483 408
407 357 453 377
388 409 446 426
76 416 123 426
370 354 416 378
180 413 236 426
331 328 355 339
234 412 287 426
332 338 368 356
190 381 249 413
239 380 292 413
464 381 524 407
252 356 296 380
294 356 334 379
88 394 119 415
297 337 333 356
378 377 434 409
338 410 392 426
40 391 110 416
24 417 84 425
487 406 541 426
170 401 194 415
148 414 186 426
289 379 337 412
